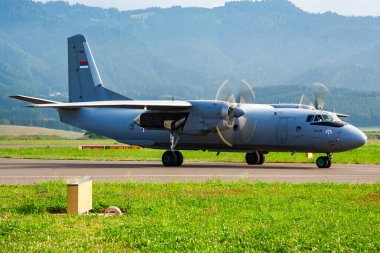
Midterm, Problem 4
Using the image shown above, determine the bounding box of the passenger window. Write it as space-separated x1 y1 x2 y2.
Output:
306 115 313 122
314 115 323 122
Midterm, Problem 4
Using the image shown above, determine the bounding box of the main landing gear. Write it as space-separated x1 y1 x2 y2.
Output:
162 132 183 167
162 150 183 167
316 153 333 168
245 151 266 165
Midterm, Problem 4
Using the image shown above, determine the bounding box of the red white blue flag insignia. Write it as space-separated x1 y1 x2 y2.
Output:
79 61 89 68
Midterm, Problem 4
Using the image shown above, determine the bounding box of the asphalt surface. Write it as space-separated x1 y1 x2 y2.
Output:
0 158 379 184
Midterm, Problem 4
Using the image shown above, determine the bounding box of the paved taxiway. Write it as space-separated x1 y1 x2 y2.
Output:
0 158 379 184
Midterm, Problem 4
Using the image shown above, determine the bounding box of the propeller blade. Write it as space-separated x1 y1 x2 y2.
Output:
299 94 313 107
239 79 256 104
238 117 256 142
312 83 329 110
215 79 231 102
216 127 233 147
227 94 236 104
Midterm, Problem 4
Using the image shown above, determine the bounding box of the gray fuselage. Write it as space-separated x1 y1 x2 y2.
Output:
58 101 367 154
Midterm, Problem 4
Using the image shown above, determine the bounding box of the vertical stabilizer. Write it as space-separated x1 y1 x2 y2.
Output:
68 34 129 102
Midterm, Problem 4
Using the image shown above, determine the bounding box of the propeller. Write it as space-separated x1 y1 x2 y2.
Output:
298 93 313 107
215 79 257 147
312 82 329 110
299 83 329 110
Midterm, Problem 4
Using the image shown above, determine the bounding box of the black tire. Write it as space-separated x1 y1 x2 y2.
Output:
246 151 260 165
326 159 332 168
162 151 177 167
258 152 265 165
316 156 328 168
175 151 183 166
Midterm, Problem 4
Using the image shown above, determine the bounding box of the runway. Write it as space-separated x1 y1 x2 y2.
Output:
0 158 379 184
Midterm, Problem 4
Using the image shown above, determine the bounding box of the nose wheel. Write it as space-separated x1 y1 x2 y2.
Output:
316 153 332 168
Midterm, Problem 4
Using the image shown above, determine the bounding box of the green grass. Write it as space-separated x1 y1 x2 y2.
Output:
0 140 379 164
0 181 379 252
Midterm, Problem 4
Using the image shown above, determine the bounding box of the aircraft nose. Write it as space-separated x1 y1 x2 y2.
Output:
340 125 367 150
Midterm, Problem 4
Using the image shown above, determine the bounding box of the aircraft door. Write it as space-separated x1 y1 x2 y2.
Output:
290 117 307 147
276 117 288 145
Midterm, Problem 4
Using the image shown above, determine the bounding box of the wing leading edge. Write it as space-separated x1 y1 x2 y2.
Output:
17 99 192 111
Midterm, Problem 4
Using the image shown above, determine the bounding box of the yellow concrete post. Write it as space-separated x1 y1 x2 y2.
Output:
67 177 92 215
305 152 314 159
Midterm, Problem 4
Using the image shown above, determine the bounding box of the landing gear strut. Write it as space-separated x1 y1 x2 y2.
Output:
162 132 183 167
316 153 333 168
246 151 265 165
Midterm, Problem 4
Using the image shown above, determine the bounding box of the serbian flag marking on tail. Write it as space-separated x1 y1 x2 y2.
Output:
79 61 89 69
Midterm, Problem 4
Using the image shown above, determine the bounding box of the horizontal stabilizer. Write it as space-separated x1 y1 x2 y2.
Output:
9 95 58 104
27 100 192 111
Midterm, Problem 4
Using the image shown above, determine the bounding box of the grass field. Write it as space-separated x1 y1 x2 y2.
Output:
0 128 379 251
0 140 379 164
0 182 378 252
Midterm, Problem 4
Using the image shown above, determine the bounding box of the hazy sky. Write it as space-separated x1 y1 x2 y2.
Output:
34 0 380 16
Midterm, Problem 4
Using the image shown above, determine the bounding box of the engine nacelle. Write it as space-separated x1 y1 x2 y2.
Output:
133 100 245 135
182 100 232 135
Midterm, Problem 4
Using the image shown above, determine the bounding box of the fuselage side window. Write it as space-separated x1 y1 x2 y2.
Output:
306 115 314 122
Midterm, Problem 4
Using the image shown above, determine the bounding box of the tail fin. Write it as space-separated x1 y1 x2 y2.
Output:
68 34 130 102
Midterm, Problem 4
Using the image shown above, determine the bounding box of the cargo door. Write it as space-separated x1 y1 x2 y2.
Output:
277 117 288 145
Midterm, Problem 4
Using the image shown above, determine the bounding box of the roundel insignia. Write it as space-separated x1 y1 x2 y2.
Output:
325 129 333 135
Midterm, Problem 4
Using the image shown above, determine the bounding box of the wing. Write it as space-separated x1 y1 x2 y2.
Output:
336 113 349 118
24 100 191 111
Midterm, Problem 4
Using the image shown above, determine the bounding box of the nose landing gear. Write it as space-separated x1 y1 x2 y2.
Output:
316 153 333 168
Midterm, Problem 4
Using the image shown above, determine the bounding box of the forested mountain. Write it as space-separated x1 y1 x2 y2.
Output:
0 0 379 128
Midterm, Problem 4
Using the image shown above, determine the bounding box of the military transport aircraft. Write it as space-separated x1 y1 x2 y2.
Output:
10 34 367 168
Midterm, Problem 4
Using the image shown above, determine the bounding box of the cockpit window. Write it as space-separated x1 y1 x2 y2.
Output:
306 115 314 122
309 112 347 127
314 115 323 122
322 114 333 122
309 113 336 123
